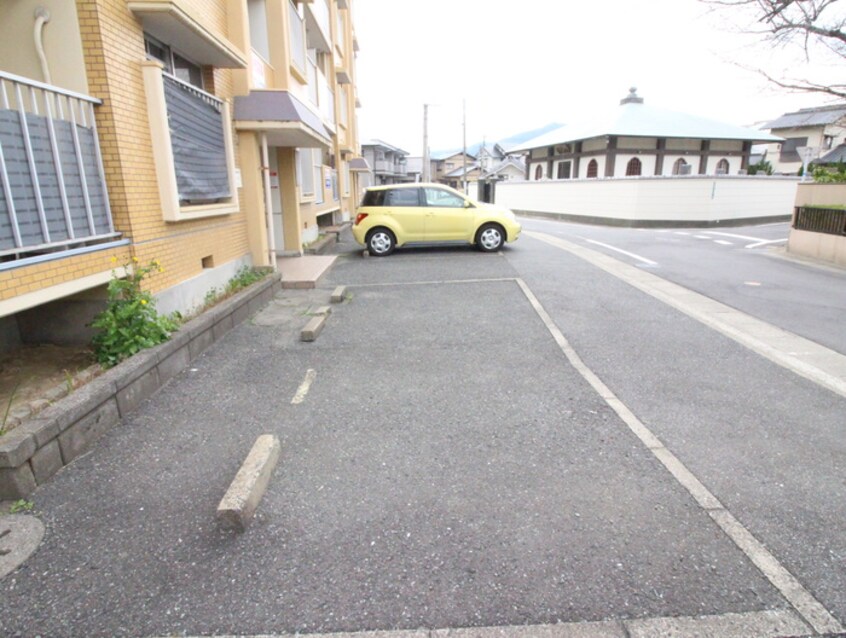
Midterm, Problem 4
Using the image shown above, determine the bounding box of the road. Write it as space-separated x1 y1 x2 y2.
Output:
0 222 844 637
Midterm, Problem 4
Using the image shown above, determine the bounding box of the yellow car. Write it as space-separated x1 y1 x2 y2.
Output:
352 183 522 256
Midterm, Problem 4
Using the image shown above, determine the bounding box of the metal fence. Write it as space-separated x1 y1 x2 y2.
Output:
794 206 846 236
0 70 116 259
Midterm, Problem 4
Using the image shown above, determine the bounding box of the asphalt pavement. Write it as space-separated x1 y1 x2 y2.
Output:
0 227 843 637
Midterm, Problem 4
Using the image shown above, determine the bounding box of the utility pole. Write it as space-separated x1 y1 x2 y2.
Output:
462 99 467 194
423 104 430 182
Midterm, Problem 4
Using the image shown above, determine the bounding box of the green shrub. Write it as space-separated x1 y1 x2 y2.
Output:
91 259 180 368
812 164 846 183
747 159 773 176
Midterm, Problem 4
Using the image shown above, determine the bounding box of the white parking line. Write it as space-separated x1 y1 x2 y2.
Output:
674 231 691 236
515 276 844 635
713 240 734 246
693 235 711 239
746 238 788 249
581 238 657 266
705 231 767 242
291 369 317 404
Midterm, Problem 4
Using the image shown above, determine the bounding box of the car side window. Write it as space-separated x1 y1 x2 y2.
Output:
424 188 465 208
361 190 385 206
384 188 421 207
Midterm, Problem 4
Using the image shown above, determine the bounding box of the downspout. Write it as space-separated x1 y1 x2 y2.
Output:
260 134 278 271
34 7 52 85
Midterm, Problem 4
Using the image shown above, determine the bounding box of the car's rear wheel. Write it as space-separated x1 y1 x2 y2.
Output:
366 228 396 256
476 223 504 252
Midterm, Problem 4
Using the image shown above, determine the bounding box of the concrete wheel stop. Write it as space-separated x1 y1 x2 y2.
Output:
216 435 280 532
0 514 45 579
300 306 331 342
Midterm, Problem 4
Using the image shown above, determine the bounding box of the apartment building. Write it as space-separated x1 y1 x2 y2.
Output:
361 139 411 186
0 0 363 349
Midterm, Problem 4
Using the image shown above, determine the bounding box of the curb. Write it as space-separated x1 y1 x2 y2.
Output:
0 274 283 500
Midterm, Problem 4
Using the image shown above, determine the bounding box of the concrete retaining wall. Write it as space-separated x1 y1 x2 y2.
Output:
788 183 846 266
495 175 799 227
0 274 283 499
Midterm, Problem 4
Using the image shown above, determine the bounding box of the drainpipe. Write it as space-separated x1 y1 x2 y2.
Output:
260 134 278 271
34 7 52 85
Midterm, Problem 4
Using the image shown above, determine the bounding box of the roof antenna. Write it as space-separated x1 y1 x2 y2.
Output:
621 87 643 105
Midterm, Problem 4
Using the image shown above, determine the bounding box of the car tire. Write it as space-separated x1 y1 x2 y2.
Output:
476 223 505 252
366 228 396 256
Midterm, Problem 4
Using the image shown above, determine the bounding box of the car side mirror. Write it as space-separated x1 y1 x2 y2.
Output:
464 200 473 208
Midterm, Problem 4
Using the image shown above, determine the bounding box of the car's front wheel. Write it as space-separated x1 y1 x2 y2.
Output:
366 228 396 256
476 223 504 252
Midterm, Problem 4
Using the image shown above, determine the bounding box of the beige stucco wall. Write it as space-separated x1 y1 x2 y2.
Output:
0 0 89 94
787 182 846 266
495 176 798 223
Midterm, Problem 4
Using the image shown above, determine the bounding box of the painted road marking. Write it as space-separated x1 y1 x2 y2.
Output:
705 231 768 242
714 239 734 246
291 369 317 404
674 231 691 235
746 238 788 249
515 276 843 635
693 234 711 239
525 230 846 399
581 238 658 266
175 609 812 637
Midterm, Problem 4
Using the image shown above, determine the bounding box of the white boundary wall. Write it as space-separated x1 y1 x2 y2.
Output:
495 176 799 224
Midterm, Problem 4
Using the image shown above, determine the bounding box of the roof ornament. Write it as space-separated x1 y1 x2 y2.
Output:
621 87 644 105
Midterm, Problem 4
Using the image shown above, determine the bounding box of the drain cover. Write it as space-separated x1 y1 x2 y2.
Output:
0 515 45 579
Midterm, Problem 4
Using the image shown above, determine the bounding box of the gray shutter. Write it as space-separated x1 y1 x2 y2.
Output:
162 76 231 203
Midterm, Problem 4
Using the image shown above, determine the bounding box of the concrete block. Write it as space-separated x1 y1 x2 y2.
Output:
154 327 191 362
189 327 214 359
157 345 190 385
217 434 280 532
0 429 36 468
0 463 37 499
58 399 120 464
330 286 347 303
21 417 61 448
212 313 234 341
300 315 326 342
116 367 161 417
232 297 253 326
30 440 63 485
187 310 216 340
313 305 332 317
247 294 266 317
36 375 118 434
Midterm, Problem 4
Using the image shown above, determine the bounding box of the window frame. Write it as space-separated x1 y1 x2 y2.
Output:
625 157 642 177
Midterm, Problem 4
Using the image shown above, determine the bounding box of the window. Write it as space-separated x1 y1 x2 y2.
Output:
385 188 421 206
247 0 270 61
424 188 464 208
557 161 571 179
297 148 315 198
289 0 307 75
780 137 807 162
534 165 543 180
625 157 642 176
145 34 203 89
586 159 598 178
672 158 688 175
314 150 324 204
824 135 834 150
715 159 730 175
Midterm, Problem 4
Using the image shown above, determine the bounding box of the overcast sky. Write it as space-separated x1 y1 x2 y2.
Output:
352 0 845 156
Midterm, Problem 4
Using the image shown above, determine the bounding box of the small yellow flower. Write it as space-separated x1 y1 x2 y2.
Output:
152 259 160 267
158 268 165 273
132 256 139 263
140 299 147 305
110 256 117 263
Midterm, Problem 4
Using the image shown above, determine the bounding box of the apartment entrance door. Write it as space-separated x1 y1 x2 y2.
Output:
269 149 285 253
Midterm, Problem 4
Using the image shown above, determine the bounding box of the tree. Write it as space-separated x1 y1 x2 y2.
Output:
703 0 846 99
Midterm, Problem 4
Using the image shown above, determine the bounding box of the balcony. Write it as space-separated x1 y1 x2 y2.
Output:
0 71 119 264
374 160 408 175
305 0 332 53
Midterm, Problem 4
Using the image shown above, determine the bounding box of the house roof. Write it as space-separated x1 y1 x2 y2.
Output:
362 139 409 155
765 104 846 130
481 157 526 179
510 89 782 153
444 162 481 178
818 143 846 164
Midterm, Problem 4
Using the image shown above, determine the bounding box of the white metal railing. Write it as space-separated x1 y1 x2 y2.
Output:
317 72 335 127
310 0 331 48
307 58 319 107
0 70 116 258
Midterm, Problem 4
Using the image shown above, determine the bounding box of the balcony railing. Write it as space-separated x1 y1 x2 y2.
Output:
305 0 332 52
794 206 846 236
0 70 116 259
317 73 335 129
374 160 407 175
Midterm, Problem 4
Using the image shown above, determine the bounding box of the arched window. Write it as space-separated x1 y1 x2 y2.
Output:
625 157 642 177
672 158 688 175
534 164 543 180
586 159 598 178
716 158 730 175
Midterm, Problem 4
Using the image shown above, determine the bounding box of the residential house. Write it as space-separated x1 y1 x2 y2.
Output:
432 151 475 186
0 0 363 350
477 156 526 203
361 139 411 186
764 104 846 174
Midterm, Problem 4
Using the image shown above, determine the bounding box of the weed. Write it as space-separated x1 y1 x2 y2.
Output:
9 499 34 514
63 369 74 394
0 379 22 436
91 259 181 368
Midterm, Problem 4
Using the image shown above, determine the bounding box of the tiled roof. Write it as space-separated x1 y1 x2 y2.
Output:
766 105 846 130
818 143 846 163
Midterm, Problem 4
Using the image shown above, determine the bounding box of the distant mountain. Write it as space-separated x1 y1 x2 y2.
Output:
432 123 563 158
